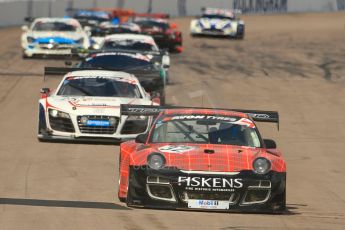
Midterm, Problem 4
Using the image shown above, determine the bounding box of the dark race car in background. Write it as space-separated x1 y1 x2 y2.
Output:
118 105 286 213
67 9 113 28
132 17 183 53
78 51 167 105
89 22 142 49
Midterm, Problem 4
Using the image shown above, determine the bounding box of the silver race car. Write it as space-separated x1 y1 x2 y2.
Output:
190 8 245 39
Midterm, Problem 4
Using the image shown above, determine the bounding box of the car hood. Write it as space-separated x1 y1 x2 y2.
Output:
197 18 232 30
131 143 285 173
45 96 152 116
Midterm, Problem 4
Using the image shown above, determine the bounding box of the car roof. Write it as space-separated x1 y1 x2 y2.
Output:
162 108 248 118
34 17 80 24
104 33 155 42
203 8 235 18
64 70 139 82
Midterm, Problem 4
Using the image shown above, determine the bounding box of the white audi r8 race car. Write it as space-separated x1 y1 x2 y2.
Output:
21 18 90 58
38 70 157 142
190 8 245 39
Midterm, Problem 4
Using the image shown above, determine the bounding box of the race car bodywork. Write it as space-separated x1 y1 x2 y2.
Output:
69 9 112 27
133 17 183 53
118 105 286 213
76 51 168 104
90 22 141 49
21 18 90 58
38 71 156 142
91 8 135 24
190 8 245 39
98 34 170 70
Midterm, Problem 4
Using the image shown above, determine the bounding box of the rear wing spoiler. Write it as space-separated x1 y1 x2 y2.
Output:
70 47 168 56
44 67 161 81
120 104 279 129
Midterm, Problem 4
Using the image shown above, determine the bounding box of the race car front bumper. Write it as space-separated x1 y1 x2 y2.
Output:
24 44 84 57
38 105 151 143
126 166 286 213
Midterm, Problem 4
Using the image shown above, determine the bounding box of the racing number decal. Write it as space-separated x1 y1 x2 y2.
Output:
158 145 196 153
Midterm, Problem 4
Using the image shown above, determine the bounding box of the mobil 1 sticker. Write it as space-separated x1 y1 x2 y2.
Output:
188 200 230 210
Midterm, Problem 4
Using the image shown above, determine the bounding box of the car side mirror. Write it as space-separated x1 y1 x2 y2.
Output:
40 88 51 94
135 134 148 143
264 139 277 149
21 25 29 31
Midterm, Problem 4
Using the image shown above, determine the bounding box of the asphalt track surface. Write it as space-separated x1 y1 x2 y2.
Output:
0 13 345 230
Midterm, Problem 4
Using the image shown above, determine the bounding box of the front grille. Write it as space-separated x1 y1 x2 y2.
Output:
202 29 224 34
49 116 75 133
39 45 73 50
77 115 118 134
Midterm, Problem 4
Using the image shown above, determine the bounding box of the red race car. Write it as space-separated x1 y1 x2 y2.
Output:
132 16 183 53
118 105 286 213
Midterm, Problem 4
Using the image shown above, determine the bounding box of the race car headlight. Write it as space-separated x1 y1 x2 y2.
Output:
49 109 70 119
127 115 147 121
27 36 35 43
147 153 166 170
253 157 271 175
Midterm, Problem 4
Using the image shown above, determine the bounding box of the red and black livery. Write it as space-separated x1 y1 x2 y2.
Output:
132 15 183 53
118 105 286 213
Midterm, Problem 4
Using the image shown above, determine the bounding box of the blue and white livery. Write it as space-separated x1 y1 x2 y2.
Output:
190 8 245 39
21 18 90 58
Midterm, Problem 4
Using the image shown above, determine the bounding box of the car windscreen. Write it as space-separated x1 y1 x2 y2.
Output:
202 14 234 20
102 40 158 52
150 115 261 147
80 54 153 70
57 76 142 98
134 20 169 30
33 22 77 32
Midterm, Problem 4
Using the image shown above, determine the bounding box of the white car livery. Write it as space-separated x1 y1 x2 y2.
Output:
38 70 156 142
100 34 159 52
90 22 141 49
190 8 245 39
21 18 90 58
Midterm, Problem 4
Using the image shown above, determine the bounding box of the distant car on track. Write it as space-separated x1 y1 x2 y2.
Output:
69 9 113 28
90 22 142 49
118 105 286 213
190 8 245 39
76 51 168 104
38 70 156 142
21 18 90 58
133 17 183 53
98 34 170 71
